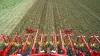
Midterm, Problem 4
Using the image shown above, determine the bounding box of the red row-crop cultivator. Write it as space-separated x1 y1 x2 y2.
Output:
0 28 100 56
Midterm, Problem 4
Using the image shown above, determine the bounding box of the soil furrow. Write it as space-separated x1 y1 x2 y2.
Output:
43 0 55 41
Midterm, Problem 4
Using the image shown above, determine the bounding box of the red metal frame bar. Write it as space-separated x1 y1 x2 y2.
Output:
19 37 23 45
88 36 92 45
75 50 85 56
88 35 100 46
21 34 30 55
3 34 19 56
10 34 30 56
75 37 79 45
11 49 20 55
78 35 94 56
0 50 4 55
7 36 11 43
93 51 100 56
64 29 75 53
0 35 4 41
88 35 100 56
0 34 11 55
0 35 7 43
26 27 35 34
68 34 75 54
38 33 43 53
64 30 84 56
30 29 39 55
44 36 47 43
59 29 67 55
52 32 58 54
92 35 100 44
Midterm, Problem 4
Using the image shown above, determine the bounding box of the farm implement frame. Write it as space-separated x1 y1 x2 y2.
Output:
0 28 100 56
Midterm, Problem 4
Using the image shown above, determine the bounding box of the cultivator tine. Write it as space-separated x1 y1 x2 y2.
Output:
3 33 19 56
87 35 100 56
19 37 23 45
0 35 7 43
88 35 100 47
78 35 94 56
88 36 93 45
30 29 39 55
11 49 19 55
52 32 58 54
44 36 47 43
7 36 11 43
59 29 67 55
67 33 75 54
0 29 100 56
38 33 43 53
22 34 30 55
93 35 100 44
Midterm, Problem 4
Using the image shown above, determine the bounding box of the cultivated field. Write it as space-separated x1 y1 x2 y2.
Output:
0 0 22 10
0 0 23 16
0 0 37 35
11 0 100 40
0 0 100 53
